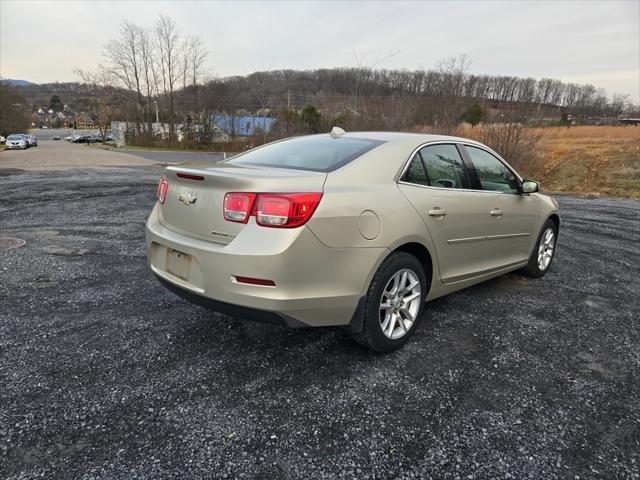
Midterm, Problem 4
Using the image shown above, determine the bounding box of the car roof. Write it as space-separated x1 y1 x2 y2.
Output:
339 131 485 147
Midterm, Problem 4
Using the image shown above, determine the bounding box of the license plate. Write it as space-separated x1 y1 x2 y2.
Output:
166 249 192 281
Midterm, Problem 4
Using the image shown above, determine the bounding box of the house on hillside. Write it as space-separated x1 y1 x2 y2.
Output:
31 106 77 128
75 113 96 129
212 115 276 137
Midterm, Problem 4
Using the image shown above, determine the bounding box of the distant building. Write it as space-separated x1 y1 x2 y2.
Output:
75 113 96 129
212 115 276 137
110 121 229 146
619 117 640 126
30 106 76 128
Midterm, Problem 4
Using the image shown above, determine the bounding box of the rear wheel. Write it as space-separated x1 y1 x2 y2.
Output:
351 252 427 352
520 219 558 278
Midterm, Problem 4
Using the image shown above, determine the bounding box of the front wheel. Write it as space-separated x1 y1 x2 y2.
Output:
351 252 427 352
520 219 558 278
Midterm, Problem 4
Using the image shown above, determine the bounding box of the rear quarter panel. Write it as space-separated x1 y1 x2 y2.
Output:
305 139 443 298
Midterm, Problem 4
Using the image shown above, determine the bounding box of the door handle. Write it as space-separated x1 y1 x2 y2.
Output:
490 209 503 217
428 208 447 217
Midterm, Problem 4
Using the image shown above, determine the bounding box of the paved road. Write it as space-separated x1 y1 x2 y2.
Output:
1 135 224 170
0 164 639 478
0 137 156 170
27 128 82 141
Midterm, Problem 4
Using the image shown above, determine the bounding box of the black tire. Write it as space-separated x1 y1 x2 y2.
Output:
520 219 558 278
351 252 427 353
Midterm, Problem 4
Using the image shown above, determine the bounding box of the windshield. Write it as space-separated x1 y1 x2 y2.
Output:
228 135 385 172
7 135 23 140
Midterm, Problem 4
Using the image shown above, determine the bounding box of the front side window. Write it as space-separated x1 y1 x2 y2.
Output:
465 146 520 193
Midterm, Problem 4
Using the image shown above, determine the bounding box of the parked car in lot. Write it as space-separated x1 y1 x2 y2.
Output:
52 135 61 140
5 134 28 149
25 134 38 147
70 134 102 144
0 135 5 144
146 130 560 352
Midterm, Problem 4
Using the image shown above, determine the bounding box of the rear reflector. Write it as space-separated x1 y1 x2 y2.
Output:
176 172 204 181
223 192 257 223
157 178 169 204
233 276 276 287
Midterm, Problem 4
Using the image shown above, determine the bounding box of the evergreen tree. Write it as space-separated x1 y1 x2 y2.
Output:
49 95 64 112
461 102 486 126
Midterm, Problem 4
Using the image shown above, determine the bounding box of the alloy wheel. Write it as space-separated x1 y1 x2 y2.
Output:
379 269 421 340
537 227 555 271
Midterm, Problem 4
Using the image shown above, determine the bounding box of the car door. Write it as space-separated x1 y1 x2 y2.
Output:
461 145 538 271
397 143 489 284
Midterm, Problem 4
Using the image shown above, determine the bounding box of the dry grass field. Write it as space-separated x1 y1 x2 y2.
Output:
530 126 640 199
455 125 640 199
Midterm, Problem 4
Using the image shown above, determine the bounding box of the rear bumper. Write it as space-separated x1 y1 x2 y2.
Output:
155 275 308 327
145 205 386 327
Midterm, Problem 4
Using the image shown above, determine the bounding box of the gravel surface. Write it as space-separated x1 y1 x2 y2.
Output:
1 166 639 479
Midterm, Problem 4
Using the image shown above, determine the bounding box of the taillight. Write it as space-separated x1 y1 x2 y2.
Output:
157 178 169 204
223 192 257 223
255 193 323 228
223 192 322 228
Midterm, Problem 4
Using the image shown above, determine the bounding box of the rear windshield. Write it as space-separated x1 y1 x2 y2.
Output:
227 135 385 172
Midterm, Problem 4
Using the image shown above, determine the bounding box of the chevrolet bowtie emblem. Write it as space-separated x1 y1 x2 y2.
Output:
178 192 198 205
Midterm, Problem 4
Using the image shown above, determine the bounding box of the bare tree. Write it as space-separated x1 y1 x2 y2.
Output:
0 81 29 135
155 14 181 143
185 34 208 120
138 25 157 133
430 54 471 131
352 49 397 116
75 69 121 142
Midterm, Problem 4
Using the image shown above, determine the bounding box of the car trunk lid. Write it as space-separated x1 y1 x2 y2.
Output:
158 162 327 245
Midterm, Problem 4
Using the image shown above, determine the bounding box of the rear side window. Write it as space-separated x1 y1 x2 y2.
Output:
228 135 385 172
403 144 469 189
465 146 520 193
404 156 429 185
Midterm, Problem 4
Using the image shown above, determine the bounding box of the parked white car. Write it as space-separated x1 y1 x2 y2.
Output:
0 135 6 145
5 134 28 150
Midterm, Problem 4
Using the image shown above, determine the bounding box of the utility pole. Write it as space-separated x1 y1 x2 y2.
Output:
154 99 160 124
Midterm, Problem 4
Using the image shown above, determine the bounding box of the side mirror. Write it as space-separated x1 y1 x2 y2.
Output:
521 180 539 194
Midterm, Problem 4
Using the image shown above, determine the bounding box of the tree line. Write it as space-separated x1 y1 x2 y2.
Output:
7 14 637 144
0 81 30 136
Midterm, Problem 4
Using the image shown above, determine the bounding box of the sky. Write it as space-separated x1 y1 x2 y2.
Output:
1 0 638 101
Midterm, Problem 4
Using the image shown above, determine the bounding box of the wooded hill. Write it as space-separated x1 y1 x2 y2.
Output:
11 66 638 129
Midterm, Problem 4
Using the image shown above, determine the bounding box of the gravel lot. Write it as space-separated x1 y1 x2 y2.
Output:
1 149 639 478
